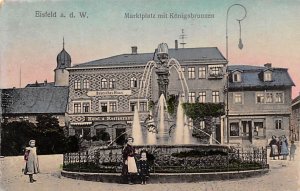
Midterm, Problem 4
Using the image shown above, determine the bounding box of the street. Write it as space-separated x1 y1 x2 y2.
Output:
0 144 299 191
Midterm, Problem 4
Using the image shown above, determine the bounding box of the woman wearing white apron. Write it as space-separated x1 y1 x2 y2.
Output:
122 137 137 184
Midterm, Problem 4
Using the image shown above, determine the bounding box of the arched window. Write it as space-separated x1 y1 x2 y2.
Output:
74 80 81 90
101 78 108 89
83 79 90 89
130 77 138 88
109 78 116 89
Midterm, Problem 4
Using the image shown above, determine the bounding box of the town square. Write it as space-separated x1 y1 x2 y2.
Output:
0 0 300 190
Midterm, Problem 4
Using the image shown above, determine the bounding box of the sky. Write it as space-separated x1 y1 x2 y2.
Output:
0 0 299 98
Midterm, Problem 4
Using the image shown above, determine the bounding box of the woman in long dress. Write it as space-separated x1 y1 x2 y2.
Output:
24 140 39 183
269 136 278 160
280 135 289 160
122 137 137 184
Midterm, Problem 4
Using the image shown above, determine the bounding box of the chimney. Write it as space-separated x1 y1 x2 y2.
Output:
175 40 178 50
264 63 272 68
131 46 137 54
44 79 47 86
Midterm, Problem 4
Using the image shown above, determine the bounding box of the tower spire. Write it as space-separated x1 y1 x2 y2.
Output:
63 37 65 49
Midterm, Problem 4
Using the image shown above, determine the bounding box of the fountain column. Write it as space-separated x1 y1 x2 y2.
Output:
155 43 170 99
155 43 170 144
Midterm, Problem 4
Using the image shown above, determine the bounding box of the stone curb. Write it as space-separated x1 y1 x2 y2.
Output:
61 169 269 183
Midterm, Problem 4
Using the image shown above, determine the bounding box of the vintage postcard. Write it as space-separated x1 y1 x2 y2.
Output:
0 0 299 190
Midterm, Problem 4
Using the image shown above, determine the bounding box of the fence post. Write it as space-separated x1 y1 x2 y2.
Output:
238 149 240 172
79 152 81 172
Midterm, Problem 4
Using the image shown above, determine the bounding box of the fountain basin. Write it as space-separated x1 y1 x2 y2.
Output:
63 144 268 175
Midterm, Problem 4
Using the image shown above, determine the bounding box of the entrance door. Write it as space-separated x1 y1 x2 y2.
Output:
242 121 252 143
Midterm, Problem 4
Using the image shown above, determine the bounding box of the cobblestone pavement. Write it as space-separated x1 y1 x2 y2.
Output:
1 143 299 191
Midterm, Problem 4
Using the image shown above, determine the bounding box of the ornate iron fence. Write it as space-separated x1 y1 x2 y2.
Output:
63 146 268 173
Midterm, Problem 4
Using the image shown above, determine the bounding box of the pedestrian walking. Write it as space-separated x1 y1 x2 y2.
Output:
280 135 289 160
269 135 278 160
289 140 297 161
138 150 150 185
122 137 138 184
24 140 39 183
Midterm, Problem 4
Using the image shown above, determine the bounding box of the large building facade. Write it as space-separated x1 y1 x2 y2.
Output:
67 45 227 143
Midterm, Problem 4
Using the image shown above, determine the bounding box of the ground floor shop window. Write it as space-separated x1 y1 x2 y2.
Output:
230 122 239 136
254 122 264 136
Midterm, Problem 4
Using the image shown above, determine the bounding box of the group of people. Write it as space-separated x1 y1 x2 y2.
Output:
121 137 151 185
269 135 297 160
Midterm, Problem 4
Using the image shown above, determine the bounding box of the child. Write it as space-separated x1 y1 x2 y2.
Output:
138 150 150 185
290 140 297 161
24 140 39 183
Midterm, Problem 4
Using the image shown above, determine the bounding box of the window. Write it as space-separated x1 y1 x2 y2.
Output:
256 93 265 103
233 72 241 82
101 78 108 89
275 92 283 103
82 102 90 113
230 123 239 136
208 65 223 77
212 91 220 103
198 66 206 79
234 93 243 104
109 79 116 89
74 103 81 113
275 119 282 129
188 67 195 79
99 100 118 113
130 77 138 88
179 67 185 79
139 102 147 112
100 102 108 112
74 80 81 90
130 102 136 111
109 102 117 112
83 79 89 89
266 93 273 103
188 92 196 103
264 71 272 81
198 91 206 103
254 122 264 136
200 121 205 129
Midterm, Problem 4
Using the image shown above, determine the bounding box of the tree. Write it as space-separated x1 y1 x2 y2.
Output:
182 103 224 141
35 114 67 154
1 121 36 156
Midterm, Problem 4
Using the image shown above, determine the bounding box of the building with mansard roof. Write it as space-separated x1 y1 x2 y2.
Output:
227 63 294 147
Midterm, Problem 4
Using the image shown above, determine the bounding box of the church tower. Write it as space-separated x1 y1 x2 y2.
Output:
54 38 71 86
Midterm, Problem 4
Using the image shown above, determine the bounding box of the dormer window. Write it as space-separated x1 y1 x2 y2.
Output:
264 71 272 81
232 71 242 82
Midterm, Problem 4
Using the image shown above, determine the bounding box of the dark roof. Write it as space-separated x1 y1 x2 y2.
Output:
1 86 69 114
57 48 71 69
228 65 295 89
72 47 226 68
26 82 55 88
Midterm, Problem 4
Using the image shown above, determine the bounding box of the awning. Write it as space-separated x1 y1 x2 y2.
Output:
70 122 92 126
